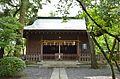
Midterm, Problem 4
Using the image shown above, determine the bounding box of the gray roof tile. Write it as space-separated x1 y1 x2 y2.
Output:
24 18 86 30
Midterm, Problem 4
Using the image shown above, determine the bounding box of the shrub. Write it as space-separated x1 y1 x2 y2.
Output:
0 57 26 76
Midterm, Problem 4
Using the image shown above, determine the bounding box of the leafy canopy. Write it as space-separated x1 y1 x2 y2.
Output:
0 17 22 47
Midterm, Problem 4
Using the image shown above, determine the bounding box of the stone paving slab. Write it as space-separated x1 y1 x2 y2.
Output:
50 68 68 79
60 68 68 79
50 68 59 79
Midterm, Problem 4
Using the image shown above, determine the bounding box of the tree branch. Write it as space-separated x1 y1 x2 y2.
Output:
13 8 20 17
103 35 111 52
76 0 120 41
8 2 19 7
90 32 110 63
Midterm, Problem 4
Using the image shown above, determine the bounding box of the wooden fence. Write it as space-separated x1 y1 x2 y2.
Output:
78 53 91 63
23 54 41 61
22 53 120 64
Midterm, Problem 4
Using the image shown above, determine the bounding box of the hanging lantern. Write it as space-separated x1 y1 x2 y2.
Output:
72 42 75 45
64 41 66 45
54 42 55 45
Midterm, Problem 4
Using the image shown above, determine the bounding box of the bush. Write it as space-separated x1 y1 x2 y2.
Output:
0 57 26 76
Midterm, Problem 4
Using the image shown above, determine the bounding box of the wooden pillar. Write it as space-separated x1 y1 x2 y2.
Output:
40 36 43 61
58 43 61 59
77 42 80 61
40 42 43 60
77 35 80 61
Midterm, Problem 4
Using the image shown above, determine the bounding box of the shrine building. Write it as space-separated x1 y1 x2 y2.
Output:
23 17 91 61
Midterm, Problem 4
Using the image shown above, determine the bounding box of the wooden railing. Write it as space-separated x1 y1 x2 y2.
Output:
23 54 41 61
23 53 90 62
79 53 91 63
62 54 77 60
43 54 77 60
43 54 55 60
22 53 120 64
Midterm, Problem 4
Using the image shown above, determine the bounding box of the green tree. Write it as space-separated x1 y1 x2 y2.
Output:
76 0 120 79
0 0 51 58
0 17 22 58
0 0 51 24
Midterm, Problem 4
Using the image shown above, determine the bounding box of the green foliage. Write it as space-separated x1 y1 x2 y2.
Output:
0 16 23 56
0 17 22 47
0 57 26 76
0 0 48 24
0 0 20 17
95 35 114 54
79 0 120 53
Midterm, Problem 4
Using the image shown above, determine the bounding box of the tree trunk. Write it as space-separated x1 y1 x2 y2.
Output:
88 34 98 69
82 2 98 69
17 0 28 57
19 0 28 25
0 47 4 58
91 33 116 79
109 62 115 79
111 39 120 73
115 40 120 72
90 38 98 69
117 40 120 61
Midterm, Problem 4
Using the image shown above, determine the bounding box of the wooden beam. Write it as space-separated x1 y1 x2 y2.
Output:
42 40 80 43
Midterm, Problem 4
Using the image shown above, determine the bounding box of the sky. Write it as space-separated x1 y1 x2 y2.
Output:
37 0 82 17
0 0 82 17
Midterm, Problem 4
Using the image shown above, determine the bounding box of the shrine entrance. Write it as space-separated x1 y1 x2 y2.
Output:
42 40 79 60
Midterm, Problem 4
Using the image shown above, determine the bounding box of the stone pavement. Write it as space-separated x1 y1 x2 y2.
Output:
66 67 120 79
4 61 119 79
21 61 120 79
50 68 59 79
50 68 68 79
21 66 120 79
21 67 53 79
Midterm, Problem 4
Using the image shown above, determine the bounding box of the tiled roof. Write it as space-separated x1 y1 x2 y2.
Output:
24 18 87 30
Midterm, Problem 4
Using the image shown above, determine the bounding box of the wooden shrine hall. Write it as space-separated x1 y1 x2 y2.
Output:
23 17 91 62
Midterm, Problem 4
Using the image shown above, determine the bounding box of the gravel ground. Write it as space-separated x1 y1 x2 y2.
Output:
21 66 53 79
1 65 120 79
66 67 120 79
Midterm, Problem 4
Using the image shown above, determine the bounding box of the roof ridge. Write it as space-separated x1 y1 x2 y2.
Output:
37 17 79 19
